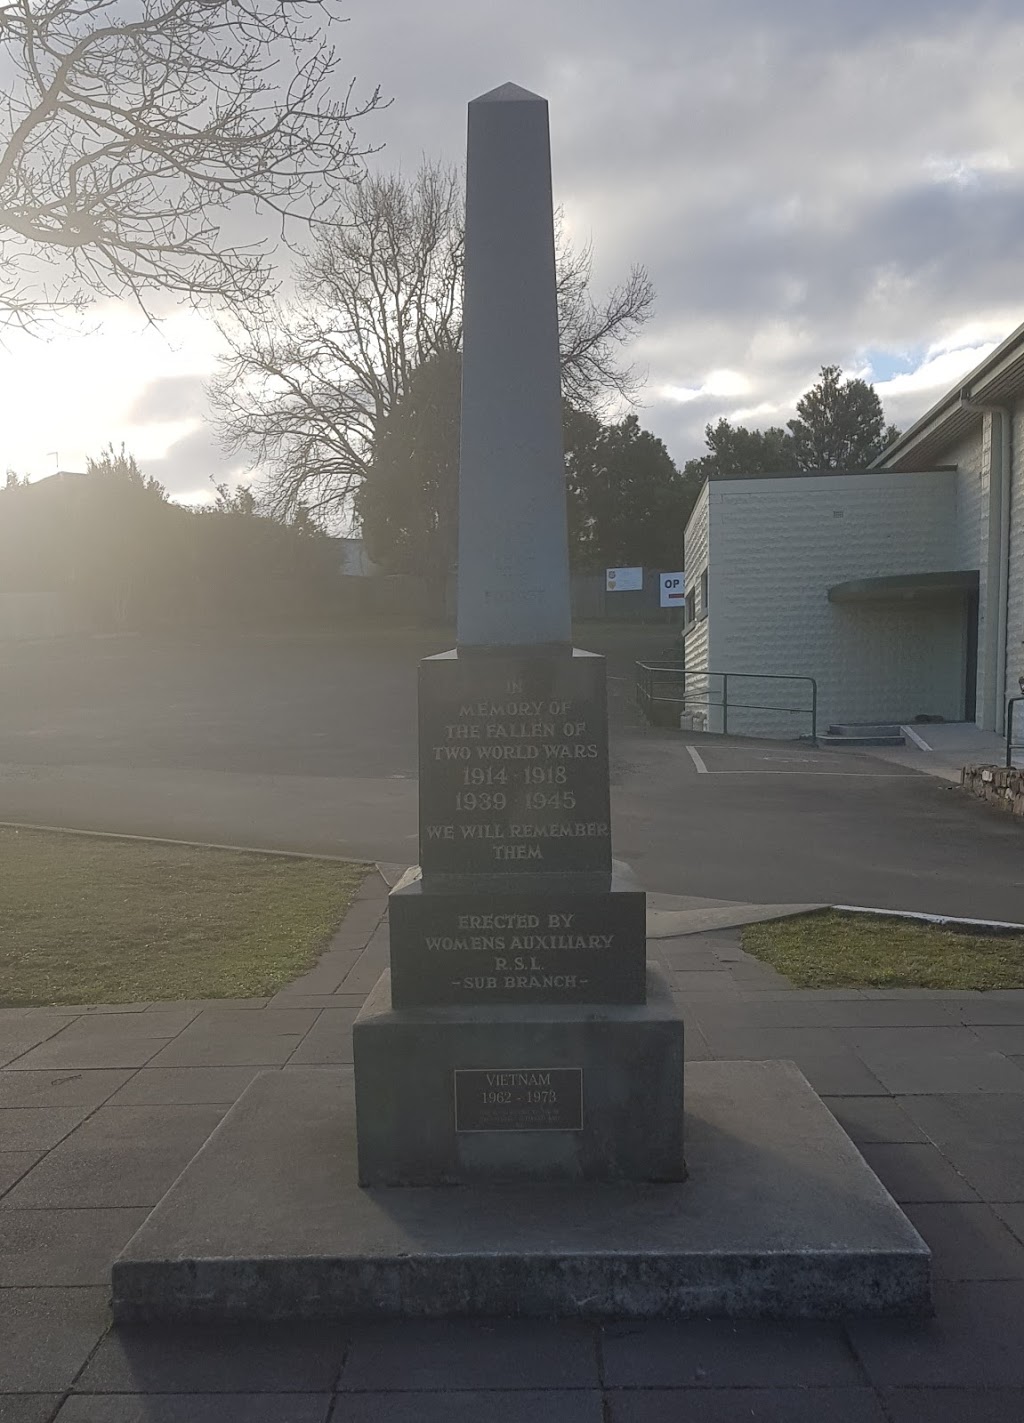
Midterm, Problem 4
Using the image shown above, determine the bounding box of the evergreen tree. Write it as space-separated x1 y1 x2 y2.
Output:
787 365 900 469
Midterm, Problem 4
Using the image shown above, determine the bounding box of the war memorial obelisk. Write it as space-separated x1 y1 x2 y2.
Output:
110 85 931 1325
352 83 687 1184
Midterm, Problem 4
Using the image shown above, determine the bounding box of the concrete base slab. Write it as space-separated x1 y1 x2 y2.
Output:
111 1061 931 1323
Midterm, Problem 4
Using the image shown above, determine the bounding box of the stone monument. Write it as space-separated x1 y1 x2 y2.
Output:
109 85 930 1325
352 82 686 1185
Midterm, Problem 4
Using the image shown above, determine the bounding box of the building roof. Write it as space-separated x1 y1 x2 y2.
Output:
872 316 1024 472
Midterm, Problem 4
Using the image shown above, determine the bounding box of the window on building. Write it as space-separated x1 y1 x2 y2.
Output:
685 587 696 624
700 569 709 615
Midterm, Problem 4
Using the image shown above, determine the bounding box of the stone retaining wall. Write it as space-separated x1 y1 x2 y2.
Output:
962 764 1024 817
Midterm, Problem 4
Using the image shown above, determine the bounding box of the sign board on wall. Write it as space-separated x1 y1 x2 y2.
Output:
605 567 643 592
660 573 686 608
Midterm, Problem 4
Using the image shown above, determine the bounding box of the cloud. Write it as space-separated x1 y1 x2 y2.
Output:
141 425 253 505
4 0 1024 483
128 375 209 425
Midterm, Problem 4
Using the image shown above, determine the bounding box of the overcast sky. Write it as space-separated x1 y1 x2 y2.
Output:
4 0 1024 504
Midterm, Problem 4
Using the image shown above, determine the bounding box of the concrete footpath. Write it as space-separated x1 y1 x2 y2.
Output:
3 872 1024 1420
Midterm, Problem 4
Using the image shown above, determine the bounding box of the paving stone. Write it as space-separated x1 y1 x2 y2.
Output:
0 1396 63 1422
864 1054 1024 1095
0 1034 67 1069
76 1324 347 1393
700 1026 845 1057
59 1005 150 1015
959 1001 1024 1025
0 1209 150 1285
55 1395 332 1422
332 1392 602 1423
972 1026 1024 1054
605 1388 887 1421
820 1096 926 1144
728 965 791 987
8 1035 172 1073
281 967 358 995
904 1203 1024 1279
654 950 725 971
683 1028 712 1061
1 1105 224 1209
784 1054 888 1096
267 995 368 1010
0 1287 110 1391
694 999 958 1030
993 1203 1024 1242
857 1144 978 1203
144 1035 305 1069
667 972 739 994
186 1010 320 1035
880 1387 1024 1423
848 1281 1024 1386
936 1141 1024 1202
0 1010 80 1030
0 1107 91 1152
336 948 390 996
286 1010 358 1066
0 1071 132 1109
167 1000 270 1012
52 1012 198 1040
338 1321 599 1391
840 1026 990 1056
109 1067 267 1106
324 898 386 950
0 1156 39 1198
600 1319 864 1387
896 1093 1024 1146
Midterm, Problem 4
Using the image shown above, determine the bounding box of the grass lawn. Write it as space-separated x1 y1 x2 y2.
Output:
0 828 368 1006
743 910 1024 991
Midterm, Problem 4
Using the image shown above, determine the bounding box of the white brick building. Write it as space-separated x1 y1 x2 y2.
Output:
681 323 1024 740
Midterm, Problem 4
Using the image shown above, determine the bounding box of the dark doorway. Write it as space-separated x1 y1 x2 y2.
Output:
964 589 979 722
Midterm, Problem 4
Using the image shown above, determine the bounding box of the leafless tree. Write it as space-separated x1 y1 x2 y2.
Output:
555 235 653 411
210 163 463 520
210 161 654 521
0 0 384 327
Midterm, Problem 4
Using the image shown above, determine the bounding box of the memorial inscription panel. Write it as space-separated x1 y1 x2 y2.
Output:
388 874 646 1007
454 1067 583 1132
418 649 611 876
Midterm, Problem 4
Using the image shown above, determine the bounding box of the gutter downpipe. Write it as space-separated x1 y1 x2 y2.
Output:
959 391 1012 733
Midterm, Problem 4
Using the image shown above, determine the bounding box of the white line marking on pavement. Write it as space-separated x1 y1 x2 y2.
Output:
901 724 933 751
697 770 918 777
685 744 709 774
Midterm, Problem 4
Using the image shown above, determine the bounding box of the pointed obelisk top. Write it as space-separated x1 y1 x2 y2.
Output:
456 84 571 648
471 81 546 105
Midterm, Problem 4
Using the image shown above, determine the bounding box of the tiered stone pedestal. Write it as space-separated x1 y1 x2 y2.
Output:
353 966 684 1186
353 645 684 1187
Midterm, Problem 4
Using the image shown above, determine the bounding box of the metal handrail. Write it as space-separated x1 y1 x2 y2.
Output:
636 662 818 742
1007 696 1024 769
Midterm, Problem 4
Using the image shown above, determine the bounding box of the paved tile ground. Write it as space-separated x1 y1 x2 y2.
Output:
3 874 1024 1421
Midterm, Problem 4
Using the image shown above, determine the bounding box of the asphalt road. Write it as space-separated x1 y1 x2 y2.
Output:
2 629 1022 919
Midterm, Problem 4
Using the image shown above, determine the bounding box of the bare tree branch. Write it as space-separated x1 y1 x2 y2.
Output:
0 0 386 325
209 161 654 521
